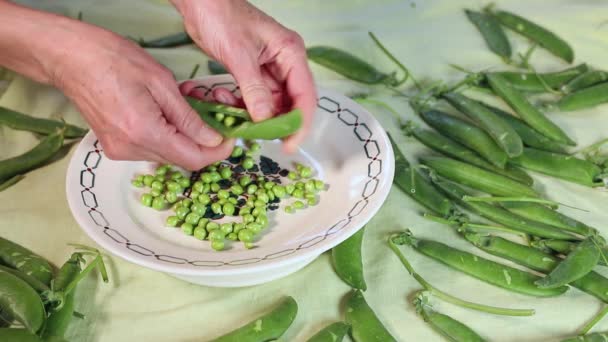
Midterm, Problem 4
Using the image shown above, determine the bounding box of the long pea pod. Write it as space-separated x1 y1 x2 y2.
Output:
535 240 608 266
442 92 523 157
491 10 574 63
487 73 576 146
557 83 608 111
345 290 397 342
536 237 602 289
510 148 604 187
465 9 511 60
0 128 65 185
388 134 456 217
418 109 508 168
499 202 595 237
403 123 532 185
421 156 539 198
465 234 608 303
208 60 228 75
482 64 588 93
0 174 25 192
306 322 350 342
433 178 577 240
562 70 608 94
0 106 87 138
138 32 193 48
562 332 608 342
0 329 43 341
332 228 366 291
0 237 54 286
0 270 45 333
0 265 49 294
211 296 298 342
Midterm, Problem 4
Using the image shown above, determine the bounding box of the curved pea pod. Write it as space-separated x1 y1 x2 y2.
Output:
536 237 601 289
0 128 65 184
307 46 394 85
404 125 532 185
466 234 608 303
562 332 608 342
208 60 228 75
465 9 511 60
486 74 576 146
345 290 397 342
443 92 523 157
499 202 595 237
0 270 46 333
211 296 298 342
415 299 486 342
138 32 193 48
0 265 49 293
43 292 75 339
421 156 539 198
562 70 608 94
332 228 367 291
0 237 54 286
306 322 350 342
483 64 588 93
433 178 576 240
510 148 604 187
388 134 456 217
419 110 508 168
492 10 574 63
557 83 608 112
0 106 87 138
401 234 569 297
537 240 608 267
0 329 43 341
478 101 567 153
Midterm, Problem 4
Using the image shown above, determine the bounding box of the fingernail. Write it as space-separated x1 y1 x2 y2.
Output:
216 92 231 104
252 102 273 121
201 130 223 147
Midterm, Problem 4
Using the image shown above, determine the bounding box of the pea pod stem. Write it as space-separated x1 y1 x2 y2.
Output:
368 31 418 88
423 213 527 239
388 233 535 316
63 253 108 296
581 305 608 335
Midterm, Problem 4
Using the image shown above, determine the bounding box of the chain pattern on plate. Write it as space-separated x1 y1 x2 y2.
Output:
77 83 383 267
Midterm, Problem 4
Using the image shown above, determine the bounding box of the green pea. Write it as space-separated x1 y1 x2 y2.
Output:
207 165 217 172
250 142 261 152
244 242 255 249
272 185 286 198
252 207 263 217
190 203 206 216
166 181 180 193
140 194 154 207
292 189 304 199
223 203 236 216
258 193 269 203
287 171 298 180
190 190 200 199
170 171 184 180
210 172 221 183
300 167 312 178
166 215 180 227
243 214 255 224
234 223 245 233
264 182 275 190
231 184 244 195
143 175 154 186
247 223 263 234
178 178 190 188
211 240 225 251
216 189 228 199
224 116 236 127
154 175 165 183
238 229 254 242
228 197 238 205
198 194 211 205
202 184 211 194
171 202 182 211
197 218 209 229
209 230 226 241
185 212 201 225
314 180 324 190
155 165 169 176
239 206 252 216
193 181 204 193
231 146 243 158
256 215 268 227
285 206 294 214
218 198 227 205
165 191 178 203
201 173 212 183
151 180 164 191
215 112 225 121
247 184 258 194
238 175 251 187
175 206 190 220
181 223 194 235
211 203 223 214
227 233 238 241
206 222 220 231
267 191 275 202
152 196 166 210
293 200 305 209
193 226 207 240
181 199 193 208
135 175 145 182
150 188 162 197
254 200 266 207
211 183 221 192
220 167 232 179
305 180 316 193
307 197 318 206
245 150 254 157
221 223 234 234
304 192 316 200
131 179 144 188
285 184 295 195
246 198 256 207
242 157 255 170
295 182 305 189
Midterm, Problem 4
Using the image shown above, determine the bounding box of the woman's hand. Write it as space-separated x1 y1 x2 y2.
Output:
172 0 317 153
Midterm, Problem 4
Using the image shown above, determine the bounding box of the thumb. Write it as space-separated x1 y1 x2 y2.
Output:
229 59 274 122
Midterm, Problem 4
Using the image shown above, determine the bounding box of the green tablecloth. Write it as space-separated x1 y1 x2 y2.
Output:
2 1 608 341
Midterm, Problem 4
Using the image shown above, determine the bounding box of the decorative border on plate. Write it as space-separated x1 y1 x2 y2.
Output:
77 82 383 267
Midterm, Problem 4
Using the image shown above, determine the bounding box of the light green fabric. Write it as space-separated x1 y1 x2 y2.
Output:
2 1 608 341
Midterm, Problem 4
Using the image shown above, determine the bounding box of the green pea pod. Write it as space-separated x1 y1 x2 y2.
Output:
0 106 87 138
332 228 367 291
43 292 75 339
211 296 298 342
0 174 25 192
398 234 569 297
0 265 49 293
345 290 397 342
0 270 45 333
536 237 601 289
443 92 523 157
51 253 84 292
404 124 532 185
307 46 394 85
208 60 228 75
562 70 608 94
557 83 608 112
499 202 595 237
465 9 511 60
492 10 574 63
538 240 608 267
433 178 576 240
388 134 456 217
419 109 508 168
306 322 350 342
483 64 588 93
415 300 486 342
421 156 539 198
478 101 567 153
0 128 65 184
0 329 43 342
138 32 193 48
465 234 608 302
510 148 603 187
0 237 54 286
487 74 575 146
186 99 250 120
562 332 608 342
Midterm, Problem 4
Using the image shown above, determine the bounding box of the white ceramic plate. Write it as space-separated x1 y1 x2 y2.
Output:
66 75 394 287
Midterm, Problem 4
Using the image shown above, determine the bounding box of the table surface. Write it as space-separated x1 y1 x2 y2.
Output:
2 1 608 341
